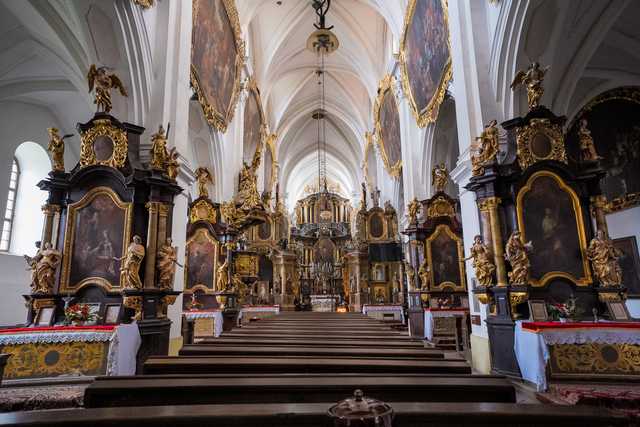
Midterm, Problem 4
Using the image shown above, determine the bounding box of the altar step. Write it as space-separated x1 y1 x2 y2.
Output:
2 402 626 426
83 374 516 408
199 337 425 348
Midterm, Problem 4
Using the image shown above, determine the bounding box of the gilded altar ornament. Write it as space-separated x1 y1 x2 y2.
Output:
133 0 154 9
510 62 549 109
465 235 496 287
238 161 262 210
578 119 602 162
150 125 170 171
505 230 532 285
195 167 213 198
79 119 129 169
471 120 499 176
515 118 566 170
407 198 420 224
426 196 455 218
123 295 143 321
587 230 623 287
25 242 61 294
432 163 449 193
221 200 248 229
47 128 72 172
418 258 430 290
87 64 128 114
157 237 182 290
118 235 145 290
509 291 529 319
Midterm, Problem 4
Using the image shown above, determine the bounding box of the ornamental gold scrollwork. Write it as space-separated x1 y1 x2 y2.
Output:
516 118 566 170
79 119 128 169
426 196 455 218
190 199 217 223
123 296 143 321
550 343 640 375
509 292 528 319
133 0 154 8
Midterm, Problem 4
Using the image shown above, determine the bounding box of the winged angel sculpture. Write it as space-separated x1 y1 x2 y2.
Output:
510 62 549 109
87 64 128 113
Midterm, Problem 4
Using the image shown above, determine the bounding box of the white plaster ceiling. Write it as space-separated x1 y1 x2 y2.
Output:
238 0 401 209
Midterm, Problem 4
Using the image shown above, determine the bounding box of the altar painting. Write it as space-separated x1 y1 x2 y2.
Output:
185 228 217 292
374 76 402 178
426 225 464 290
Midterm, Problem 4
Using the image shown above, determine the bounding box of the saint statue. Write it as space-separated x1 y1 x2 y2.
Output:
24 241 42 293
238 162 261 210
360 182 368 210
166 147 180 180
465 235 496 287
510 62 550 109
117 235 145 290
215 257 229 292
47 128 72 173
432 163 449 193
195 167 213 199
372 187 381 208
34 242 62 294
407 198 421 224
578 119 602 162
405 262 416 291
505 230 532 285
150 125 170 171
472 120 499 176
418 258 430 290
87 64 128 113
587 230 623 287
157 237 182 290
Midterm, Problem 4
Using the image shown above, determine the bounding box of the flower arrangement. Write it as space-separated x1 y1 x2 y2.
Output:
64 304 99 325
547 296 583 321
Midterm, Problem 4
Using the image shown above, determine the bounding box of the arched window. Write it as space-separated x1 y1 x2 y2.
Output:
0 158 20 252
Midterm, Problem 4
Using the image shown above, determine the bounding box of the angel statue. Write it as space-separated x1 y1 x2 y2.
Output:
157 237 183 290
47 128 73 172
150 125 170 171
432 163 449 193
195 167 213 198
116 235 145 290
505 230 532 285
472 120 499 176
87 64 128 113
510 62 549 109
578 119 602 162
587 230 623 287
465 235 495 287
407 198 421 224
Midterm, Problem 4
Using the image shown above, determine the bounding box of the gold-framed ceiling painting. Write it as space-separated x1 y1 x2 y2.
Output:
191 0 244 132
243 78 266 165
374 75 402 178
400 0 452 127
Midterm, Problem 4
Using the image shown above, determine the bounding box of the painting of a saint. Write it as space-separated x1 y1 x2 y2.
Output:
519 173 587 284
429 226 462 288
186 229 217 291
191 0 242 131
67 191 130 289
243 83 264 164
401 0 451 125
377 84 402 174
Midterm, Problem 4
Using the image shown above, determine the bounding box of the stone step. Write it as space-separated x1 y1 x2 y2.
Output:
199 337 425 348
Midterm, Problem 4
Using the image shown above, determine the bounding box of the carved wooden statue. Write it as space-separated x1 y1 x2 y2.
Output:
418 258 430 290
24 242 42 294
578 119 602 162
118 235 145 290
157 237 182 290
215 257 229 292
432 163 449 193
87 64 128 113
505 230 532 285
238 162 261 210
150 125 170 171
407 198 420 224
25 242 61 294
405 262 416 291
195 167 213 199
166 147 180 180
587 230 623 287
47 128 72 172
510 62 549 109
472 120 499 175
465 235 496 287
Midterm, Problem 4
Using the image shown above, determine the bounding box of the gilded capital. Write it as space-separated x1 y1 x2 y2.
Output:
477 197 501 212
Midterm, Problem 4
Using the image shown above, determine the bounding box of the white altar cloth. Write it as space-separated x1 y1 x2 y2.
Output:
362 304 405 323
424 308 469 341
183 310 223 337
238 305 280 324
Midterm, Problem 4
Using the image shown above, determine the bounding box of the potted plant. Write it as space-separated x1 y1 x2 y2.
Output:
64 303 99 326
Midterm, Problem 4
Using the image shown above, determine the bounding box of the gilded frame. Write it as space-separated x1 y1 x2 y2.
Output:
191 0 245 132
373 74 403 179
399 0 453 127
60 187 133 293
367 211 388 241
79 119 128 169
516 171 592 287
190 199 217 223
516 118 566 170
184 227 218 294
425 224 466 291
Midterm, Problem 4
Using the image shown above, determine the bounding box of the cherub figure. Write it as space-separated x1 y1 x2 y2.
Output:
511 62 550 109
87 64 128 113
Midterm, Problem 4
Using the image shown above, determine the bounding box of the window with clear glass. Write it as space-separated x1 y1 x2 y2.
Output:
0 158 20 252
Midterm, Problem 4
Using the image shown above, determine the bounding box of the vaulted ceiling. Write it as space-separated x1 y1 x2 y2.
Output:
237 0 404 207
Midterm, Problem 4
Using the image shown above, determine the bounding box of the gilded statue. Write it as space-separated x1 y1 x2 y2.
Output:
215 257 229 292
407 198 421 224
505 230 532 285
418 258 430 290
47 128 72 172
587 230 623 287
405 262 416 291
117 235 145 290
465 235 495 287
150 125 170 171
166 147 180 180
510 62 549 109
195 167 213 198
578 119 602 162
157 237 182 290
24 242 42 293
432 163 449 193
238 162 261 210
87 64 128 113
472 120 499 176
25 242 61 294
296 206 303 225
221 200 248 229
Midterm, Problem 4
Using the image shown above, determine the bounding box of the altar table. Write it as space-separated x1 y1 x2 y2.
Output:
238 305 280 325
183 310 223 338
362 304 405 323
424 308 469 341
0 323 140 380
514 321 640 391
310 295 337 312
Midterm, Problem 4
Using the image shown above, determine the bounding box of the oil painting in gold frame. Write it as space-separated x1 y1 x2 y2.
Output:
373 75 402 178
